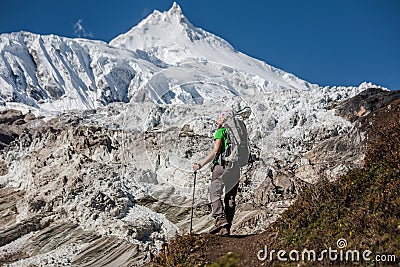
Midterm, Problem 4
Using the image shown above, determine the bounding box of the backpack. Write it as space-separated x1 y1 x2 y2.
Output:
220 110 250 167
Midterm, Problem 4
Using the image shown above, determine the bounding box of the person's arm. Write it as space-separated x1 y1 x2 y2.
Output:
193 139 221 172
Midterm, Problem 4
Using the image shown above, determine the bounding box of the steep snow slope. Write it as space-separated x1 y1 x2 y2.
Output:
0 32 160 112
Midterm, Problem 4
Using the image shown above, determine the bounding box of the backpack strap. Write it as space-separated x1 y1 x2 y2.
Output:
213 129 227 167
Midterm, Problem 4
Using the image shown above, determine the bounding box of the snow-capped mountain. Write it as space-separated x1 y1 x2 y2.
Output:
0 2 386 266
0 2 318 114
110 2 313 91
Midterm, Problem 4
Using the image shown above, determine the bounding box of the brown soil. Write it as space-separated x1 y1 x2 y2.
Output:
200 233 275 266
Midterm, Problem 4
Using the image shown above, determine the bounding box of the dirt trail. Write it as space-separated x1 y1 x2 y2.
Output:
200 233 270 266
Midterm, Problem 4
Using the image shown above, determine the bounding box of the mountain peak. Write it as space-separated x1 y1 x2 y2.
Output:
168 2 183 16
140 2 187 28
108 4 315 89
109 3 236 65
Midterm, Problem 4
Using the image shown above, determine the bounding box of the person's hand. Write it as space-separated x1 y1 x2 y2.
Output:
193 163 201 172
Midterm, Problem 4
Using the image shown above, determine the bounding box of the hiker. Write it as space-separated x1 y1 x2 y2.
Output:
193 111 240 235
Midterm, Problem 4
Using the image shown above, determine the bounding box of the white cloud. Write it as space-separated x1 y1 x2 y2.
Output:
74 19 93 38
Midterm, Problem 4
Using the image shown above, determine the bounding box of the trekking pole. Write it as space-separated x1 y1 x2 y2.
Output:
190 170 197 234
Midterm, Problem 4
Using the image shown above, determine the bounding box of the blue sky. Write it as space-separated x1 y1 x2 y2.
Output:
1 0 399 89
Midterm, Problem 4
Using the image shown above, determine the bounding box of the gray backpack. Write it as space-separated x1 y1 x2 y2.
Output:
221 109 250 167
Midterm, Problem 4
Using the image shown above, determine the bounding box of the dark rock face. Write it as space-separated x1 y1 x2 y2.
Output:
0 110 32 150
334 88 400 168
335 88 400 123
307 88 400 181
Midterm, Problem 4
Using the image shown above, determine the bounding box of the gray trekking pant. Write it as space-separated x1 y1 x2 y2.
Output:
210 162 240 224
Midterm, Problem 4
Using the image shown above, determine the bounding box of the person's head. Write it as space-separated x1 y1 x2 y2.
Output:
216 110 233 128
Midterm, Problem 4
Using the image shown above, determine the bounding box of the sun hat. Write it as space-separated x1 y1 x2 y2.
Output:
217 110 233 124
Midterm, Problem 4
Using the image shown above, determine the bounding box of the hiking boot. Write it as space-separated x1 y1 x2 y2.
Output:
209 217 229 234
216 227 229 236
